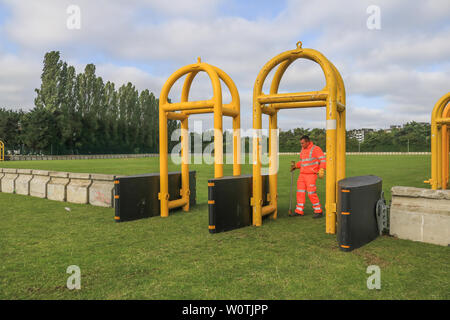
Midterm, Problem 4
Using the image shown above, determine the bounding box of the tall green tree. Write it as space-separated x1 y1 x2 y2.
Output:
34 51 63 112
20 108 58 154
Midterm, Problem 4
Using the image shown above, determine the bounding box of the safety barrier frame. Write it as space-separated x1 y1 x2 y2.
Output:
427 92 450 190
159 58 241 217
252 42 346 234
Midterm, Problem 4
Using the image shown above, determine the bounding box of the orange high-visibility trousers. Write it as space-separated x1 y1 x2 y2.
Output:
295 173 322 215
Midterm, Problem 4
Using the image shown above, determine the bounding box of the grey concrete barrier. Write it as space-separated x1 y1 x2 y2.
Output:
0 168 117 208
30 170 51 198
390 186 450 246
67 173 92 204
15 169 33 195
1 168 18 193
89 174 116 207
47 172 70 202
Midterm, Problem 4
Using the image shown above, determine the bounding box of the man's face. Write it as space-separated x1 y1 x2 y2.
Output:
300 139 309 149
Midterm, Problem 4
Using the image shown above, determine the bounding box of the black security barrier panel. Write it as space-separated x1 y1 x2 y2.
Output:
114 171 196 222
208 174 269 233
337 175 382 251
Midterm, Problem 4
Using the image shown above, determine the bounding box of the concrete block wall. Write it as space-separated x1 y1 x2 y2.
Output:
15 169 33 195
1 168 18 193
390 186 450 246
67 173 92 204
0 168 116 208
30 170 50 198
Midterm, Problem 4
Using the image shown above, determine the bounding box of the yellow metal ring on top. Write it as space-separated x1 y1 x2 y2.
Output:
251 42 346 234
158 59 241 217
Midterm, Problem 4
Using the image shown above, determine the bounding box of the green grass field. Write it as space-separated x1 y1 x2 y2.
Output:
0 155 448 299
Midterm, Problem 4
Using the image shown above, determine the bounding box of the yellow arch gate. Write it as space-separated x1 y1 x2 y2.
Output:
0 140 4 161
252 42 346 234
159 58 241 217
426 92 450 190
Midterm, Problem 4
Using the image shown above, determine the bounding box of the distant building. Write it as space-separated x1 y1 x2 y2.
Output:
349 128 374 142
384 125 402 133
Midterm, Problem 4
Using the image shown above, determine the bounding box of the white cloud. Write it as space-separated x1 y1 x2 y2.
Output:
0 53 41 108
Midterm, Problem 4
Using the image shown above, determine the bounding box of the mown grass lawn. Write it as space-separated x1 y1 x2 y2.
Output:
0 155 448 299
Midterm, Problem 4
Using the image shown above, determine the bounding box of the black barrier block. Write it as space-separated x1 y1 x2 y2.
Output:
114 171 196 222
208 174 269 233
337 175 382 251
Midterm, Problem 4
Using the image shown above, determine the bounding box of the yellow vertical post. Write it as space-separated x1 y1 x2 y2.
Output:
0 141 4 161
269 112 278 220
252 98 263 226
233 115 241 175
334 62 346 187
181 117 189 211
437 124 442 189
159 106 169 217
325 91 338 234
212 79 223 179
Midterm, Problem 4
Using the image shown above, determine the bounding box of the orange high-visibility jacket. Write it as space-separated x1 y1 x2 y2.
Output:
295 141 326 174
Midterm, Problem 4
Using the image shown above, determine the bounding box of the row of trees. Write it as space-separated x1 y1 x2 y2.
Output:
0 51 176 155
278 121 431 152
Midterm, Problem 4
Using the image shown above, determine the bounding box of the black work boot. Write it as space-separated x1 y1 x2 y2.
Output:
289 211 304 217
313 212 323 219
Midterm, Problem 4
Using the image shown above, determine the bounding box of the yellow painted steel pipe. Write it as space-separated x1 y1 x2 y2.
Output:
272 100 327 109
168 198 189 209
261 106 277 115
0 140 4 161
435 118 450 125
167 112 188 121
180 117 189 211
262 204 277 216
257 91 328 104
162 100 214 111
182 108 214 115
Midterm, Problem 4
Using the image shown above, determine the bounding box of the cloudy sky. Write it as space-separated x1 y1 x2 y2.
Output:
0 0 449 131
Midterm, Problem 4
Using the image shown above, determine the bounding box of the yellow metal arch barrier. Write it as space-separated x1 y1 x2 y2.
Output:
252 42 346 234
442 104 450 189
426 92 450 190
0 140 4 161
159 58 241 217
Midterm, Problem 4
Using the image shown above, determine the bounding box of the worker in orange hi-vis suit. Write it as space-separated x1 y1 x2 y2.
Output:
290 135 326 218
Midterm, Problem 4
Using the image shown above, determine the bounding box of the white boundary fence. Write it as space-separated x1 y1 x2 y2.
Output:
5 152 431 161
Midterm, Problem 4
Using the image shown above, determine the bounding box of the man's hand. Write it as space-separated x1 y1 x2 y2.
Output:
318 168 325 179
290 161 296 172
